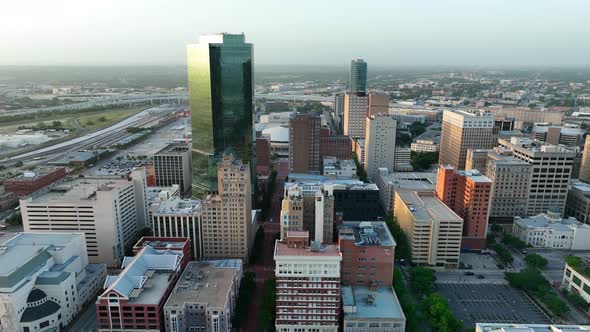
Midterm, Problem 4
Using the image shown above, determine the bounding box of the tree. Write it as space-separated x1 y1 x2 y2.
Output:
6 213 22 226
232 272 256 327
385 215 411 260
422 293 463 332
525 253 548 270
98 116 108 122
411 151 439 171
409 266 436 295
13 161 23 168
52 120 63 128
493 243 513 264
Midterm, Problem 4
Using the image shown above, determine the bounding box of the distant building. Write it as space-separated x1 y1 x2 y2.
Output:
153 144 192 197
394 147 412 172
339 221 396 287
334 93 345 131
344 93 369 139
256 136 272 176
163 260 243 332
342 286 406 332
394 191 462 268
289 113 321 174
274 231 342 332
151 198 203 259
323 157 357 179
367 92 389 116
375 170 437 214
20 169 148 266
436 165 492 249
513 208 590 250
0 233 106 332
364 114 397 181
350 59 367 94
439 110 494 170
320 135 351 161
411 139 439 153
579 135 590 183
486 106 564 128
4 167 67 196
532 123 585 146
96 246 185 332
476 324 590 332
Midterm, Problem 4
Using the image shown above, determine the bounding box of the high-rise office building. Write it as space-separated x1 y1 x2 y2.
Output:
280 186 304 239
343 93 369 139
153 144 193 197
201 155 253 260
289 113 321 174
579 135 590 183
498 137 575 216
350 59 367 93
334 93 345 132
187 33 253 190
439 110 494 170
274 232 342 332
436 165 492 249
367 92 389 116
364 114 397 182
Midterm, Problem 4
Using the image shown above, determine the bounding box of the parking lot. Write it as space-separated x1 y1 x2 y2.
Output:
461 252 499 270
437 284 552 328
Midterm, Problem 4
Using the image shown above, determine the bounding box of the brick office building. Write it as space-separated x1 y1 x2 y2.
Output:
4 167 66 196
320 135 351 161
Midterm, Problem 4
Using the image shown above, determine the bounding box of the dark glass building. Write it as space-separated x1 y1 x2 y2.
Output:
350 59 367 94
333 183 384 221
187 33 254 191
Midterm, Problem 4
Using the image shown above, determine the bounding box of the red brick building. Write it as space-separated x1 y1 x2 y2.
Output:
4 167 66 196
289 113 321 174
339 221 396 287
320 135 351 161
256 136 272 176
132 236 191 270
436 164 492 249
95 246 185 331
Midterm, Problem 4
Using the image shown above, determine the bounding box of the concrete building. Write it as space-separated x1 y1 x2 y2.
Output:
513 208 590 250
532 123 585 146
4 167 67 197
465 149 490 173
0 233 106 332
146 185 180 227
475 323 590 332
353 138 365 166
20 169 148 267
163 260 242 332
367 92 389 117
566 182 590 224
579 135 590 183
389 108 441 122
563 260 590 305
394 191 462 268
320 135 351 161
410 139 439 153
394 147 412 172
274 232 342 332
280 185 305 239
323 157 357 179
339 221 396 287
498 137 576 216
375 170 437 214
439 109 494 170
342 286 406 332
388 113 426 124
152 198 203 259
201 155 253 260
153 144 192 197
364 114 397 181
486 106 564 128
96 246 185 332
436 165 492 249
289 113 321 175
343 93 369 139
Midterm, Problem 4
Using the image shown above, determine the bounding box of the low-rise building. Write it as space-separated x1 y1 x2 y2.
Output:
151 198 203 259
394 147 412 172
163 260 242 332
4 167 67 196
133 236 192 270
394 191 462 268
342 286 406 332
96 245 185 332
566 182 590 224
513 208 590 250
410 139 439 153
563 259 590 305
0 233 106 332
153 144 193 197
475 323 590 332
323 157 357 179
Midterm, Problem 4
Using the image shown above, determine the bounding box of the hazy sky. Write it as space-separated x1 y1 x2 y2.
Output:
1 0 589 67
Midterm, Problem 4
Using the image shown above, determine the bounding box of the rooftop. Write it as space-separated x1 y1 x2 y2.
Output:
27 177 133 203
4 167 64 182
134 237 190 251
165 260 242 308
397 191 462 222
339 221 396 247
457 169 493 183
154 143 190 156
475 323 590 332
499 137 576 155
274 240 341 258
379 171 437 185
342 286 405 321
153 197 202 216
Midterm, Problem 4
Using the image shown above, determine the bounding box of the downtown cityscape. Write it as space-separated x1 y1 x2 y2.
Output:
2 1 590 332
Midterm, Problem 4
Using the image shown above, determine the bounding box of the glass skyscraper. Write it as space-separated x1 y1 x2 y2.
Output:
187 33 254 192
350 59 367 93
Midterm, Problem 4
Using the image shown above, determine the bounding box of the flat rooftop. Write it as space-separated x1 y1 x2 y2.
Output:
379 171 437 185
274 241 341 257
28 177 132 203
153 197 202 216
155 143 190 155
135 237 188 250
5 167 64 182
475 323 590 332
342 286 405 321
165 260 241 308
339 221 396 247
397 191 462 222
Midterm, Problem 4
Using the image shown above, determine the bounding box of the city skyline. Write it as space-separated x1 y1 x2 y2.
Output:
1 0 590 67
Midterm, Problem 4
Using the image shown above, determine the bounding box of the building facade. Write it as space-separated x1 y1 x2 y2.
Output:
274 232 342 332
289 113 321 174
367 92 389 116
187 33 253 190
280 186 305 239
436 165 492 249
439 109 494 170
579 135 590 183
320 135 351 161
343 94 369 139
364 114 397 182
4 167 66 197
151 198 203 259
376 170 437 214
153 144 193 197
394 191 462 268
410 139 439 153
566 182 590 224
349 59 367 94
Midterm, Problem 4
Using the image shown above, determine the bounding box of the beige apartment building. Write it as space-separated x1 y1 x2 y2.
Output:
364 114 397 182
439 109 495 170
201 155 253 260
279 185 304 239
343 93 369 139
394 191 462 268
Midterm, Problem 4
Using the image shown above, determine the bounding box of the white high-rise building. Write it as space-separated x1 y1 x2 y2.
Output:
20 169 148 267
364 114 397 182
